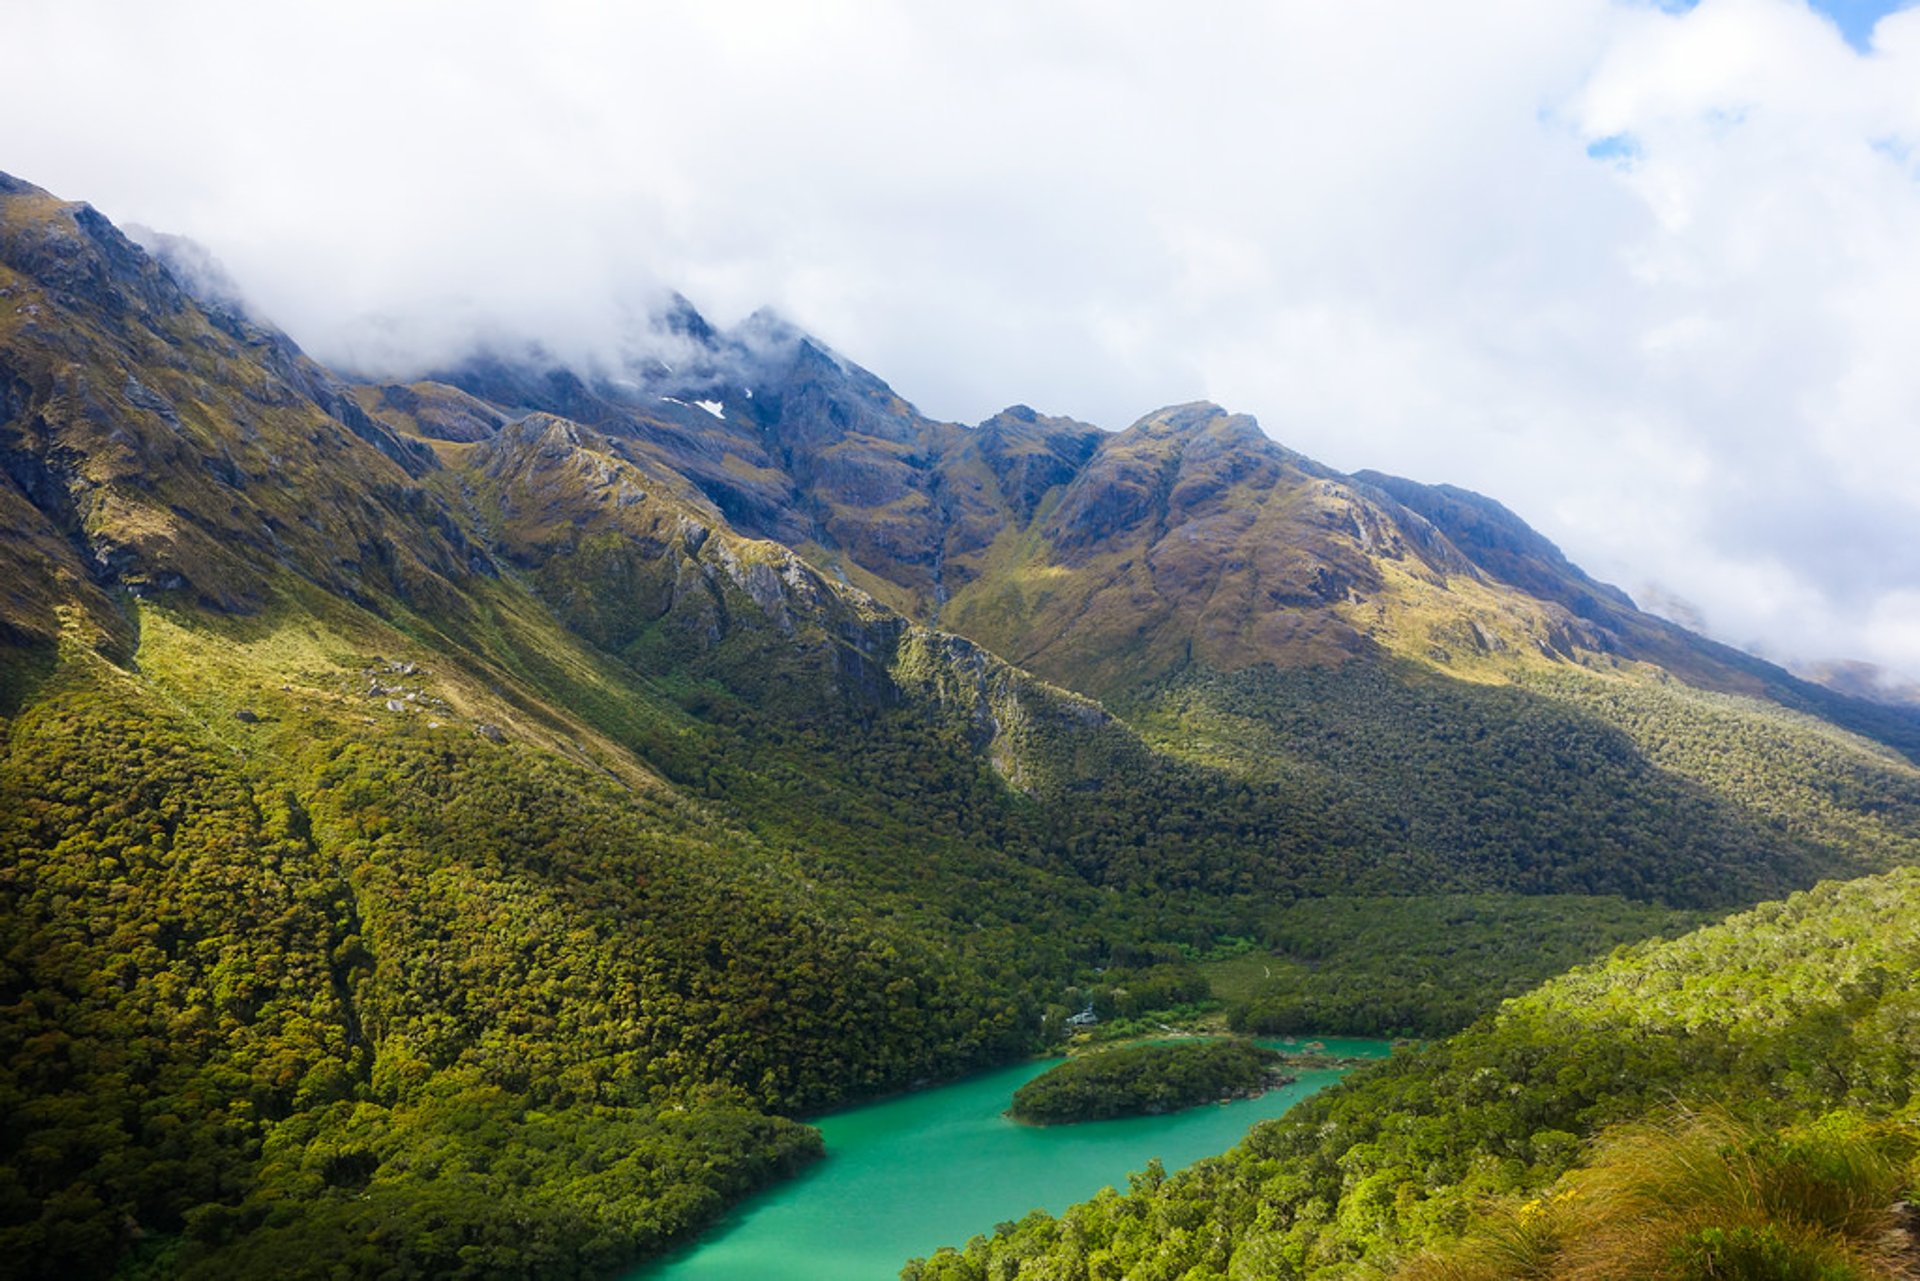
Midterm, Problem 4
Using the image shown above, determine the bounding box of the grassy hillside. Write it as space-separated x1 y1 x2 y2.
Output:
1124 661 1911 906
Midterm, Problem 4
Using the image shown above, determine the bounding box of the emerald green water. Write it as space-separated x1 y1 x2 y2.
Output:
632 1037 1391 1280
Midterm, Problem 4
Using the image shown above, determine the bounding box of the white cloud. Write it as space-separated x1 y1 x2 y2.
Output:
4 0 1920 679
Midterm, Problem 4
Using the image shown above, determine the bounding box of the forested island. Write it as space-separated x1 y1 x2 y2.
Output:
1009 1041 1292 1124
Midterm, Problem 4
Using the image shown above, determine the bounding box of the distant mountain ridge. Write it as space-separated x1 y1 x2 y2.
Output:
345 281 1920 758
1789 656 1920 710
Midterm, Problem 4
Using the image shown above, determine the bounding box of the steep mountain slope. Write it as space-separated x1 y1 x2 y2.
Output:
908 866 1920 1279
405 318 1920 773
402 391 1897 907
1 176 1206 1277
0 174 1094 1275
389 314 1106 621
391 325 1920 909
0 173 450 673
1358 469 1920 759
7 169 1920 1281
442 405 1856 909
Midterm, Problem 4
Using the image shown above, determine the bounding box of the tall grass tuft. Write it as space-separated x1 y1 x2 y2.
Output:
1392 1109 1917 1280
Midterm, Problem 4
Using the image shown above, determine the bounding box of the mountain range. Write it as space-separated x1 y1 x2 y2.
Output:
6 170 1920 1277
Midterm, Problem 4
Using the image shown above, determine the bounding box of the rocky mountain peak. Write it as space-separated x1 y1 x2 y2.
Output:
1354 470 1634 618
656 290 718 346
122 225 257 329
0 175 472 640
1127 399 1235 434
0 172 188 326
729 305 807 353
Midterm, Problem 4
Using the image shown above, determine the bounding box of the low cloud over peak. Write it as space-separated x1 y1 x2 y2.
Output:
6 0 1920 681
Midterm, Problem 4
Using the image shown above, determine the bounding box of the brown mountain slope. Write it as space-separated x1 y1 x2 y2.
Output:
0 174 471 668
415 316 1920 770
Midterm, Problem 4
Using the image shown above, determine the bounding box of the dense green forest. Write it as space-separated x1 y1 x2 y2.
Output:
1210 894 1706 1039
0 584 1757 1277
1126 662 1906 905
1008 1041 1290 1125
905 868 1920 1279
0 570 1761 1276
0 663 1028 1277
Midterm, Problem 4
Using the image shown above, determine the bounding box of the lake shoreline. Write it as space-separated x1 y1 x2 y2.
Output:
630 1036 1395 1280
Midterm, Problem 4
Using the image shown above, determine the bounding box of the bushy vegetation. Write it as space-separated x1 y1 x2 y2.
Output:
904 868 1920 1279
2 690 350 1277
0 664 1027 1277
1213 894 1706 1039
168 1083 820 1281
1128 662 1898 907
1523 668 1920 873
1394 1110 1915 1281
1008 1041 1287 1125
4 598 1747 1276
1068 960 1214 1027
5 577 1913 1278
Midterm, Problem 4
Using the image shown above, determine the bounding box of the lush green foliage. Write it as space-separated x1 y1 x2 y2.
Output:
1397 1113 1920 1281
6 546 1915 1279
4 602 1753 1277
1129 663 1893 907
1008 1041 1287 1125
2 689 348 1277
0 665 1026 1277
1521 668 1920 874
1066 960 1214 1029
905 868 1920 1279
172 1081 820 1281
1395 1110 1915 1281
1212 894 1706 1038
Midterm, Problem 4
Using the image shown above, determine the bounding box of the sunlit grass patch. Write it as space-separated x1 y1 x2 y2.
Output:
1392 1109 1916 1281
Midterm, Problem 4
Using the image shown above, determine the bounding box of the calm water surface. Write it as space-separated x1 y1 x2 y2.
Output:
632 1037 1391 1281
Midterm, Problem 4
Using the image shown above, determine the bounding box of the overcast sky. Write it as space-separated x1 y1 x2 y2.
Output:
6 0 1920 685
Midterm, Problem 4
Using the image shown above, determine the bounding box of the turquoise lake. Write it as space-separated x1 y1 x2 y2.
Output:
631 1037 1392 1280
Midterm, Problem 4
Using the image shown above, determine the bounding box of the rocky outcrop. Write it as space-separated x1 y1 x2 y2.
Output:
0 172 483 628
